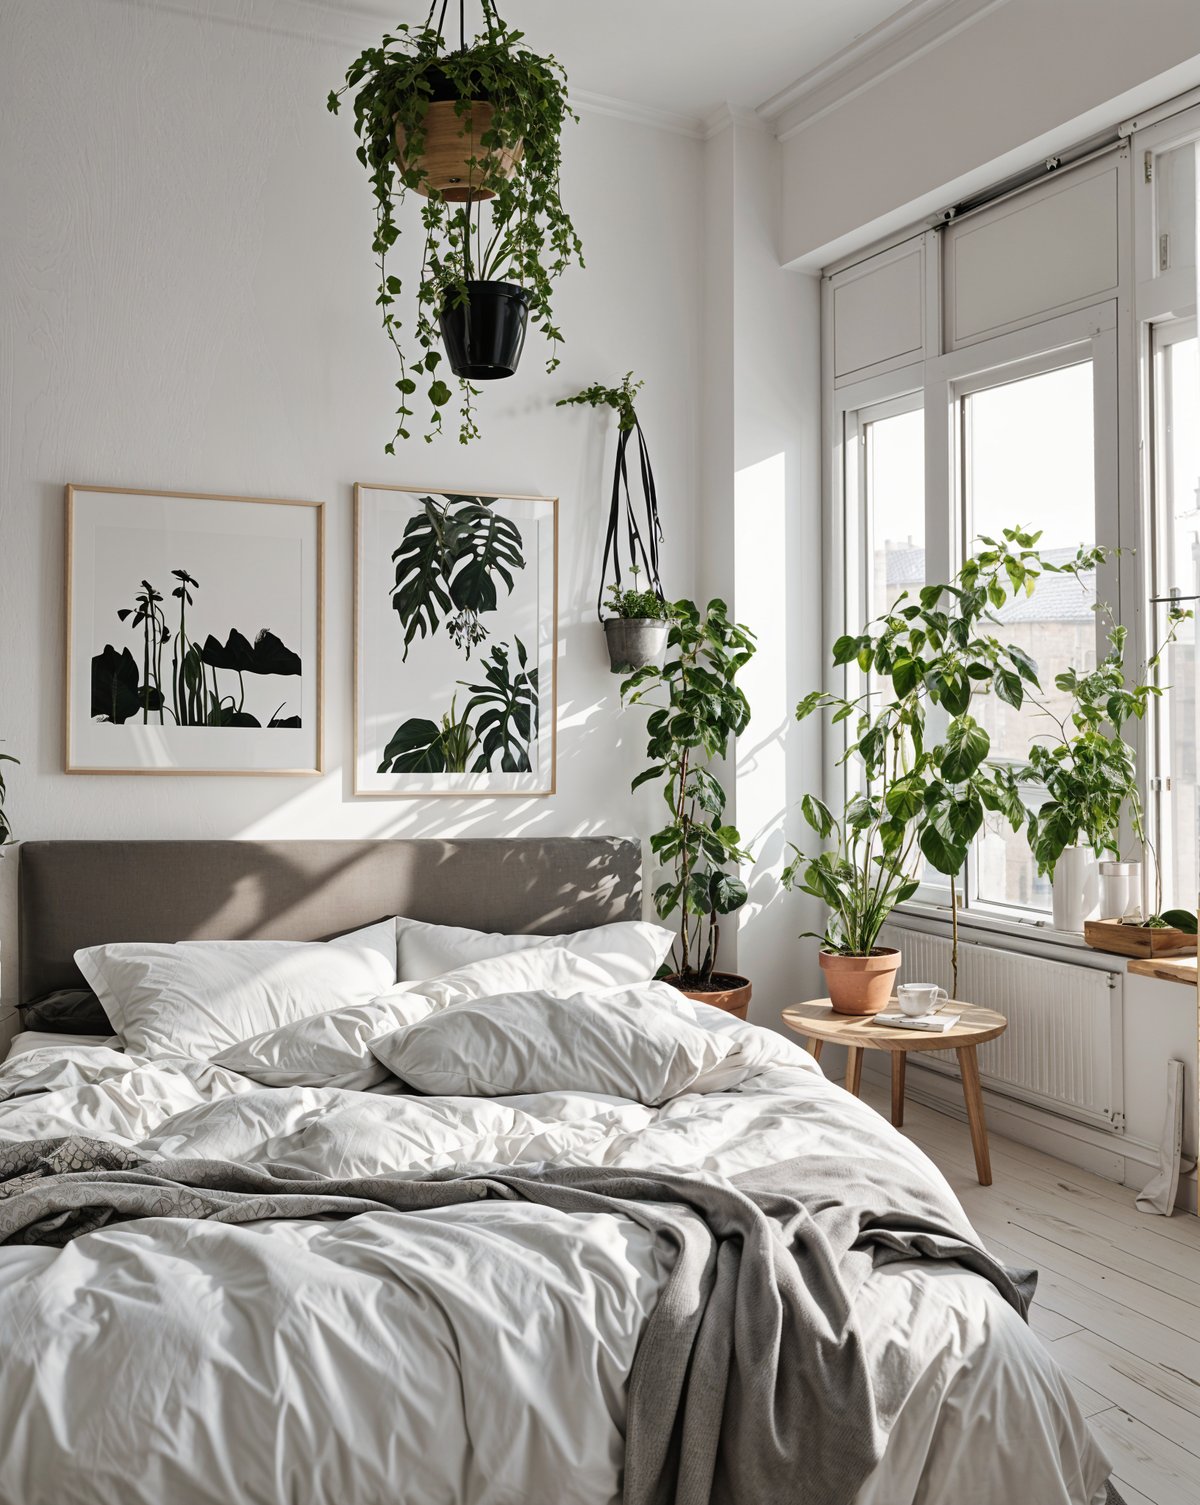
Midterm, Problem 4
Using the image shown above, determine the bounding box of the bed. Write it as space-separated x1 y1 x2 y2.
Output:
0 838 1113 1505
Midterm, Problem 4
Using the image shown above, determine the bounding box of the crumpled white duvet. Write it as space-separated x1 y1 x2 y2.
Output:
0 1002 1110 1505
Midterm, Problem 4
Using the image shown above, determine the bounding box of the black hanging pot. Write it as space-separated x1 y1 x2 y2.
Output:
440 280 529 381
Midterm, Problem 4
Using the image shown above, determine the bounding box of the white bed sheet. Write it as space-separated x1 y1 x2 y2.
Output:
5 1030 119 1060
0 1002 1110 1505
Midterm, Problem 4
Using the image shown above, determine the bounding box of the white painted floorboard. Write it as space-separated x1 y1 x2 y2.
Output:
860 1083 1200 1505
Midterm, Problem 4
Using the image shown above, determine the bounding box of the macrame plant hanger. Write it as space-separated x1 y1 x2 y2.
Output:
598 415 665 620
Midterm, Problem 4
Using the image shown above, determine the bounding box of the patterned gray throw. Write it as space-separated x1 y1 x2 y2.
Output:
0 1134 1053 1505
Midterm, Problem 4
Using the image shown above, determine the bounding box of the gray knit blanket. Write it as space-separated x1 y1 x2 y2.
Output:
0 1135 1035 1505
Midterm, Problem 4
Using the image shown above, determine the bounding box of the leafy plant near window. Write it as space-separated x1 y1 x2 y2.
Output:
329 5 582 446
1021 598 1195 930
0 752 17 851
785 529 1093 993
391 493 525 660
92 571 302 728
378 637 537 773
623 600 755 985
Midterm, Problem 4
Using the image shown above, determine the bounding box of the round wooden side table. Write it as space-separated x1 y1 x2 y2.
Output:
781 1000 1008 1186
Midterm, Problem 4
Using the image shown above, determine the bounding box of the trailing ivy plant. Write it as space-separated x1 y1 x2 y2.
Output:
623 600 756 985
1021 598 1194 929
329 9 583 446
0 752 17 852
784 529 1096 992
557 373 666 617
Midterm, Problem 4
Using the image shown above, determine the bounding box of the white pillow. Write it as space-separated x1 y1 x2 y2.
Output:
211 984 434 1090
76 921 397 1062
395 915 674 984
369 981 732 1106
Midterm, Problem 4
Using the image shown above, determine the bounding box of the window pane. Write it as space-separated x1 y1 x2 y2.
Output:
1154 334 1200 911
964 361 1097 912
865 406 924 617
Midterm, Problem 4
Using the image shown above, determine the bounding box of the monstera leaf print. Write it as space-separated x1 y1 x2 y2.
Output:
92 645 163 724
460 638 539 774
391 495 524 660
377 696 476 774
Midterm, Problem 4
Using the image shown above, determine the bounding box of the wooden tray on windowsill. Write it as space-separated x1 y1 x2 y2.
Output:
1083 918 1197 959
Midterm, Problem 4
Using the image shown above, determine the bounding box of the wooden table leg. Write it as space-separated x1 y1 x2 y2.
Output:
957 1044 992 1186
845 1046 864 1096
806 1037 823 1064
890 1051 906 1128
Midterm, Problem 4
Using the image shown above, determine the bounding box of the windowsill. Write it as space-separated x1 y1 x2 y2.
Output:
892 900 1093 951
892 902 1199 990
1127 954 1198 987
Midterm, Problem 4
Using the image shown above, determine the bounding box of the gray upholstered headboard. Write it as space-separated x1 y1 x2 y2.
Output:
18 838 642 1003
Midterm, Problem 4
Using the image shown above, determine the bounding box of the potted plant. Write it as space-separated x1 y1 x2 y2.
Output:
1022 600 1197 948
603 572 670 674
622 599 756 1017
787 529 1068 1009
558 374 669 671
329 6 583 446
0 750 16 853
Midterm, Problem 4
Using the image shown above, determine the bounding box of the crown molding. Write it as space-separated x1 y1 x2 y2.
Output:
762 0 1013 142
701 104 774 142
104 0 708 137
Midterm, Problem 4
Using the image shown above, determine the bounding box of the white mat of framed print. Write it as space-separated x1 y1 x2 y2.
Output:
355 484 557 797
66 485 324 775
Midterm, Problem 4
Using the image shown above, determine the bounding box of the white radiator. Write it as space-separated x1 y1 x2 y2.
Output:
880 924 1124 1132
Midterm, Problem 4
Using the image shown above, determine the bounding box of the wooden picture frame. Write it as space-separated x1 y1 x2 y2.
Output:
354 483 558 798
65 484 324 776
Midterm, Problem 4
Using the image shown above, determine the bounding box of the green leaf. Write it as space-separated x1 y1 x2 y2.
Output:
1159 908 1198 934
801 793 835 838
940 715 990 782
993 666 1024 709
919 822 967 877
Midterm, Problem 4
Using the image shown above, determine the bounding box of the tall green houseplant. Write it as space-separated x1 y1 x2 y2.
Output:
786 529 1093 1008
623 600 755 991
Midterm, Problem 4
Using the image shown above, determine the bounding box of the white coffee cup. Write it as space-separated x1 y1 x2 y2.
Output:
897 983 948 1017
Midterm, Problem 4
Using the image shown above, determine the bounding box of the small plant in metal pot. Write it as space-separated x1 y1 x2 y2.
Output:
329 2 583 446
1020 596 1195 945
558 374 669 672
622 600 756 1017
786 528 1077 1009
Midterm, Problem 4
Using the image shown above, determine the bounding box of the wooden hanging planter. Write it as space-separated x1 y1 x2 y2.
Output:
395 99 523 202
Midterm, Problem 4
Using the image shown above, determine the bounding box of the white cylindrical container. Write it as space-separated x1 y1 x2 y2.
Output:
1098 859 1141 921
1052 846 1101 932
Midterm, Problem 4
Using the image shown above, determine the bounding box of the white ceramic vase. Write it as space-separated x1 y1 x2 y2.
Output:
1097 859 1141 921
1051 846 1101 932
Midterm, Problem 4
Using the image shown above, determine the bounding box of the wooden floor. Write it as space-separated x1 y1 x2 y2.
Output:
861 1082 1200 1505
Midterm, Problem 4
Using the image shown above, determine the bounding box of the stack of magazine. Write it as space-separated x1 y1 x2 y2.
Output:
874 1008 961 1033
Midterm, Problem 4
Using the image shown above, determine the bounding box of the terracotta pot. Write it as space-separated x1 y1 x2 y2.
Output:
664 972 752 1021
395 99 523 203
819 948 901 1016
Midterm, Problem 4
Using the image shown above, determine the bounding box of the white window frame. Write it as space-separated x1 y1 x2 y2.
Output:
822 149 1141 939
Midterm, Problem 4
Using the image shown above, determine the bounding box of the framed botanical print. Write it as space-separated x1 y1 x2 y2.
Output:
355 484 557 797
66 485 324 775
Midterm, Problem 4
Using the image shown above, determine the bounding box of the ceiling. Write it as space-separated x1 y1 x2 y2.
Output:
315 0 927 124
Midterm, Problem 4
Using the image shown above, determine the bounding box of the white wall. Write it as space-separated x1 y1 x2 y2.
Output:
698 115 825 1024
0 0 705 1030
780 0 1200 268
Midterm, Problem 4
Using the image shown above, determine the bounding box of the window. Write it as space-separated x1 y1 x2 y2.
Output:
1151 323 1200 911
862 399 925 619
961 359 1099 915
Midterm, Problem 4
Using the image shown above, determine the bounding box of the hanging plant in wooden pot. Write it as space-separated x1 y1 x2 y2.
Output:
558 374 670 673
329 1 583 446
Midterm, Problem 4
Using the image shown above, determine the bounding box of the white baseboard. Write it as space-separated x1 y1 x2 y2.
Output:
860 1055 1199 1216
